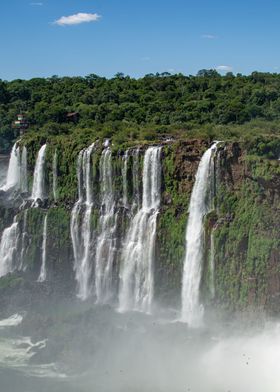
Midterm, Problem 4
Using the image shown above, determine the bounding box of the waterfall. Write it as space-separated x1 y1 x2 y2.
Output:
1 143 21 191
132 148 141 211
118 146 161 313
52 150 58 202
1 143 28 193
38 215 48 282
95 148 118 303
122 150 129 207
71 143 95 300
31 144 47 202
78 143 95 299
19 209 28 270
71 150 84 283
181 142 218 326
0 219 19 277
20 146 28 194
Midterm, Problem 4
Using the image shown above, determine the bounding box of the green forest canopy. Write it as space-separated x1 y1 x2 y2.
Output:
2 70 280 153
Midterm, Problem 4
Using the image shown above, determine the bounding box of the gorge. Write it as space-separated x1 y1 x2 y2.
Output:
0 134 280 391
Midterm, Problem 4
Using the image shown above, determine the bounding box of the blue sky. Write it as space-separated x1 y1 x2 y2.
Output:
1 0 280 80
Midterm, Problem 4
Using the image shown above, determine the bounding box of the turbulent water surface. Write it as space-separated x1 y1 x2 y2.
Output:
0 307 279 392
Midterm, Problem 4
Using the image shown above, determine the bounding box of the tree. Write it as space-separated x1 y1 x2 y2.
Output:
197 69 219 77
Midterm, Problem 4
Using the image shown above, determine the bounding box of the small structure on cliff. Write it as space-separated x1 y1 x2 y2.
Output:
66 112 79 123
12 114 29 136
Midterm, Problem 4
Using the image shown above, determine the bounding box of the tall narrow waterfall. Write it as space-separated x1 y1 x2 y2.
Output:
52 150 58 202
71 143 95 300
0 219 19 277
1 143 21 191
71 151 84 295
19 209 28 270
38 215 48 282
132 148 141 211
181 142 218 326
95 148 118 303
119 146 161 313
20 146 28 193
31 144 47 202
122 150 129 207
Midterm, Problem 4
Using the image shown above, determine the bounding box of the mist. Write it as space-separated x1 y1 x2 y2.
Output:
1 303 274 392
46 306 280 392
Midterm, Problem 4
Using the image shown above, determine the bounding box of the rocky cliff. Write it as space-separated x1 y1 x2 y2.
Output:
0 135 279 317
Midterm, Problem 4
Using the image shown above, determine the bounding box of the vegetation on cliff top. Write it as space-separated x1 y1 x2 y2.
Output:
2 71 280 152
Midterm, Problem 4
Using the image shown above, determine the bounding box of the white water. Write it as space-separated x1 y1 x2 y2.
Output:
70 150 84 291
31 144 47 202
0 219 19 277
181 142 218 326
119 146 161 313
95 148 118 303
71 143 95 300
19 209 28 270
38 214 48 282
1 143 21 191
122 150 129 207
0 313 23 328
0 334 64 379
0 313 65 380
20 146 28 193
132 148 141 211
52 150 58 201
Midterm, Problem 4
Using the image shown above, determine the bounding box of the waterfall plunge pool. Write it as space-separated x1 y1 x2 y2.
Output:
0 303 279 392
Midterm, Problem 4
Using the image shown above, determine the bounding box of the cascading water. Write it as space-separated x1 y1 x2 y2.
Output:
71 151 84 283
1 143 21 191
95 148 118 303
132 148 141 211
20 146 28 194
38 215 48 282
71 143 95 300
118 146 161 313
181 142 218 326
122 150 129 207
52 150 58 202
0 219 19 277
31 144 47 202
19 209 28 270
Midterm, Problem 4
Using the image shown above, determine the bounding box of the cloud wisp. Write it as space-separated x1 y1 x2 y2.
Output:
30 2 43 5
216 65 233 72
54 12 101 26
201 34 217 39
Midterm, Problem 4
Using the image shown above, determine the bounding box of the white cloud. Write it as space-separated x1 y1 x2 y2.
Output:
54 12 101 26
216 65 233 72
201 34 217 39
30 2 43 5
